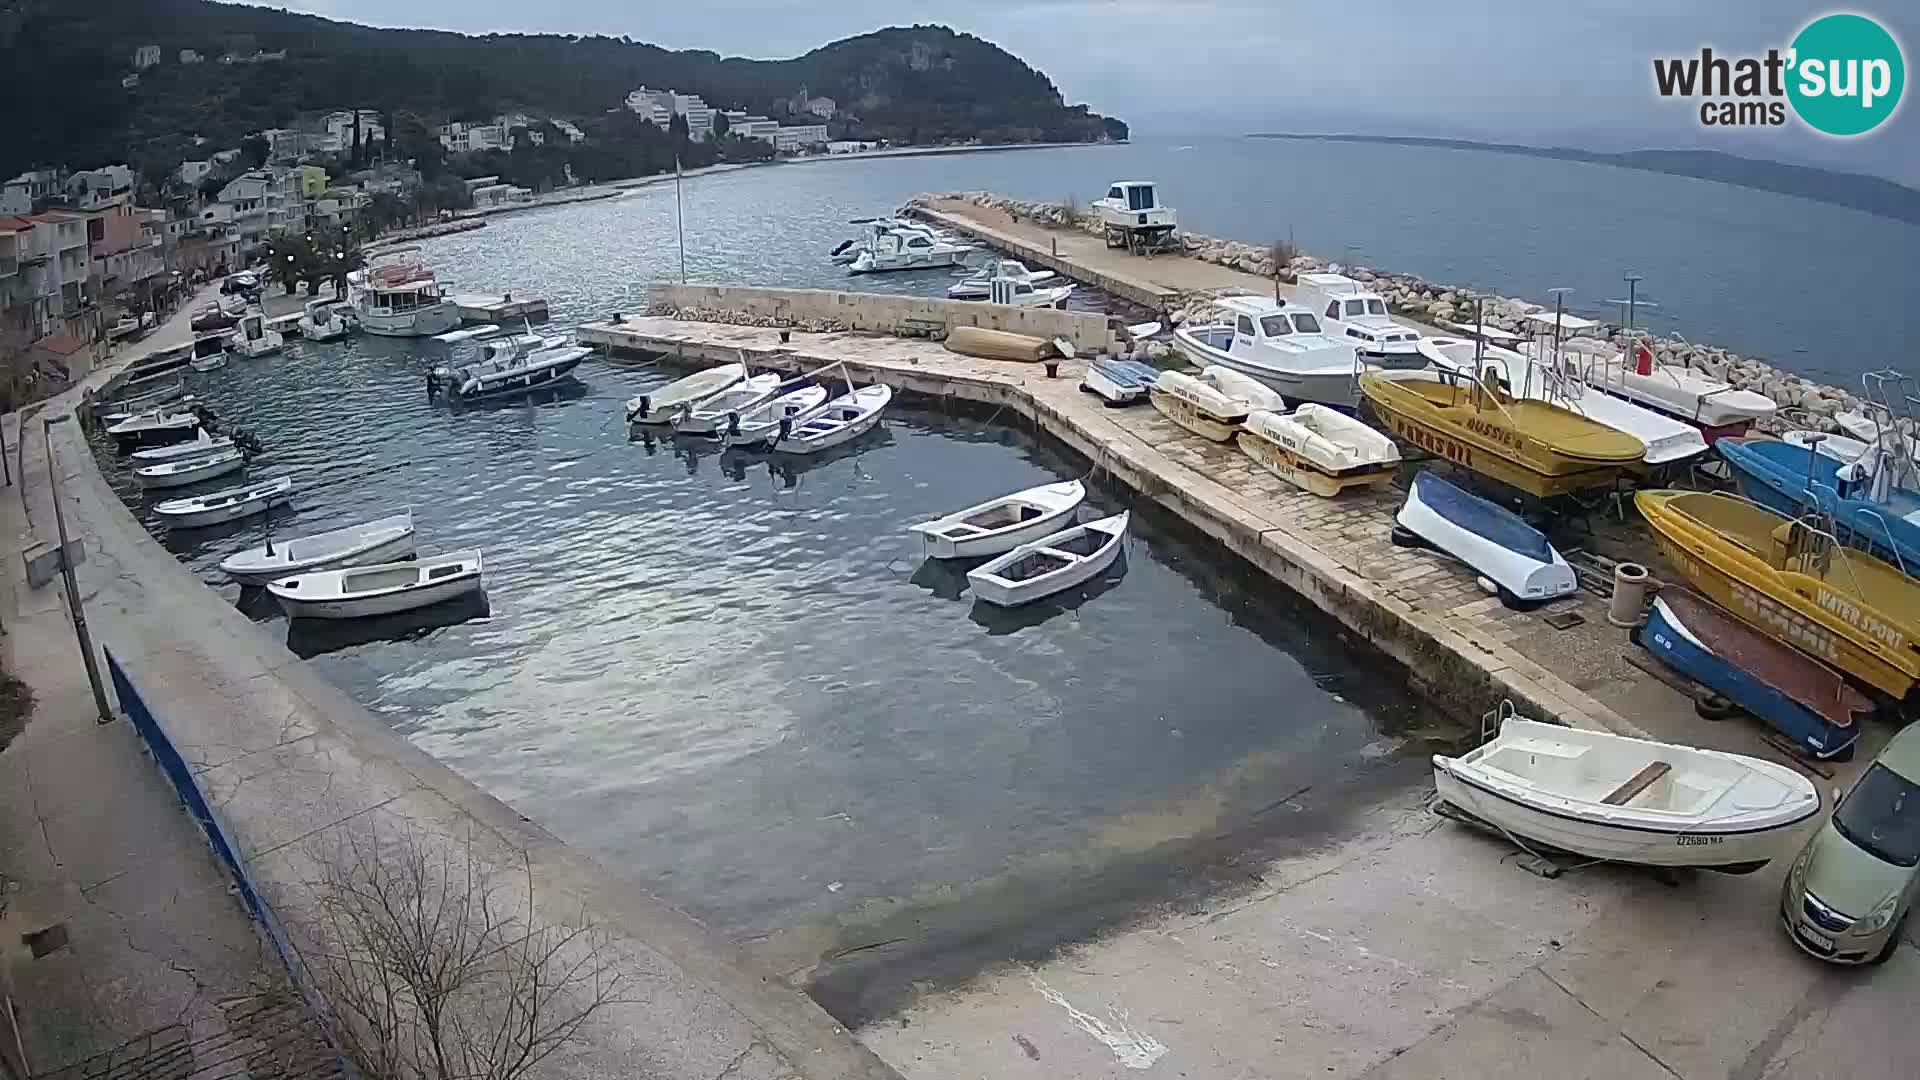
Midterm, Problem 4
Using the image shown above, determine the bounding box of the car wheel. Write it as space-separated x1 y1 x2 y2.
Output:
1867 914 1907 966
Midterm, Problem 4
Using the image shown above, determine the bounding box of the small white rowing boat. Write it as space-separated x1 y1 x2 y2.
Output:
189 353 228 373
766 385 892 453
268 548 483 620
626 363 746 423
909 480 1087 558
1433 717 1820 872
135 447 245 489
152 475 294 529
671 373 782 434
1239 406 1400 497
1149 370 1250 442
967 512 1129 607
129 430 232 463
219 511 417 585
724 384 829 441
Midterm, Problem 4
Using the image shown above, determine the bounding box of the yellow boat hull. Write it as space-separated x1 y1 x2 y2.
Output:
1360 374 1642 498
1150 386 1241 443
1637 490 1920 699
1237 429 1394 497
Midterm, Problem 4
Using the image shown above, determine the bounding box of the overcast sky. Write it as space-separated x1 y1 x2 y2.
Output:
274 1 1915 182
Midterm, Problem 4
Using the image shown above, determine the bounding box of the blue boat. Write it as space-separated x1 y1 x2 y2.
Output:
1715 436 1920 572
1081 358 1160 405
1640 589 1867 760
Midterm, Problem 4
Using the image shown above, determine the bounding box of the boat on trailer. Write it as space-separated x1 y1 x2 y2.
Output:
1639 589 1868 761
1081 359 1159 406
1239 405 1399 497
1433 716 1819 873
909 480 1087 559
1172 296 1368 408
1150 369 1251 442
626 363 747 424
1394 470 1576 608
967 512 1129 607
268 548 483 620
220 511 417 585
1294 273 1424 361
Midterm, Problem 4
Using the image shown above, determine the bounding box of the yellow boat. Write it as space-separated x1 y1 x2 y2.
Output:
1358 371 1644 497
1636 490 1920 699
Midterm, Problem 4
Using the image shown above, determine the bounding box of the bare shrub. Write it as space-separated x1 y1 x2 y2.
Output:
1269 234 1300 297
1061 192 1082 227
294 828 627 1080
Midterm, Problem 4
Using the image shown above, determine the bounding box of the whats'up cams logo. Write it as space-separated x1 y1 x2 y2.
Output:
1653 12 1905 135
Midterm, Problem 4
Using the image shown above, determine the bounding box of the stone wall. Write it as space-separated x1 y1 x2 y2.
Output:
644 283 1125 354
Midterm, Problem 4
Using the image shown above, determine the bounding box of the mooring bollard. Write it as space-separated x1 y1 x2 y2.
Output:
1043 359 1060 379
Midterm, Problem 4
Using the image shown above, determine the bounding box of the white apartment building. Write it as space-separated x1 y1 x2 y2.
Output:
627 87 718 140
321 110 387 150
67 165 136 209
207 169 303 243
774 124 829 153
724 112 780 143
437 122 508 154
133 44 161 70
4 169 64 214
176 160 214 186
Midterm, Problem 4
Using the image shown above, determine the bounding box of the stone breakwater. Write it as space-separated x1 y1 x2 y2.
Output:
648 303 854 334
364 217 487 251
919 191 1865 434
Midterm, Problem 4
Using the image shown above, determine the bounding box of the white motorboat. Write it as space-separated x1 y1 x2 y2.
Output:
108 314 143 341
1199 365 1288 414
297 300 352 342
189 352 228 373
723 384 829 442
967 512 1129 607
187 331 231 371
1418 338 1710 468
268 548 483 620
967 277 1073 309
670 373 783 435
1150 369 1251 442
220 511 417 585
130 430 232 463
152 475 294 529
107 409 200 447
1294 273 1424 361
1239 405 1400 497
1081 359 1159 406
1780 428 1872 465
101 377 185 414
1395 471 1575 607
430 334 590 402
765 384 892 453
231 312 283 358
947 259 1057 299
1171 296 1367 408
627 363 747 424
847 224 973 274
1093 181 1177 251
135 447 245 489
1433 716 1821 872
348 247 460 337
99 395 196 426
909 480 1087 559
1570 338 1777 435
831 218 961 264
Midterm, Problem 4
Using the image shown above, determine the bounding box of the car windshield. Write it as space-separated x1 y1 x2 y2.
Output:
1833 763 1920 867
1259 315 1292 337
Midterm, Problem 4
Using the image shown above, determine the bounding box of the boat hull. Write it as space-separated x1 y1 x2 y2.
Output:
1397 472 1577 604
137 453 244 489
110 421 200 448
771 406 884 454
445 356 583 402
1237 429 1392 497
967 516 1127 607
1149 384 1244 442
356 303 460 338
911 482 1087 559
1172 330 1359 409
1432 763 1794 872
627 364 746 424
224 533 417 586
156 492 291 529
1361 375 1636 498
1641 597 1862 759
274 572 481 620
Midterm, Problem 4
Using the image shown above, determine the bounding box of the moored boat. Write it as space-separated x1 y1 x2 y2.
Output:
152 475 295 529
130 430 232 463
1359 370 1644 498
1081 359 1159 406
1395 470 1577 607
99 376 185 414
1239 405 1400 497
909 480 1087 559
947 259 1057 299
1640 590 1869 760
670 373 783 434
220 511 417 585
1635 489 1920 699
966 512 1129 607
764 384 892 453
297 299 353 342
107 409 201 448
1150 369 1251 442
349 247 459 337
231 312 283 358
268 548 482 620
429 335 590 403
1171 296 1367 408
626 363 746 424
722 384 829 442
1433 717 1820 872
134 447 245 489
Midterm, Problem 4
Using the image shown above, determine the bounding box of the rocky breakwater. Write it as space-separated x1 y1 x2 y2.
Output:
917 191 1865 433
646 303 853 334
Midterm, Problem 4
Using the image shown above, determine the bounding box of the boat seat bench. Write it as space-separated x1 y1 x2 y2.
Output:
1602 760 1672 806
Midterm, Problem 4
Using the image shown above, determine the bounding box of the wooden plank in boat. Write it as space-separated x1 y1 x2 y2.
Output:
1601 760 1671 806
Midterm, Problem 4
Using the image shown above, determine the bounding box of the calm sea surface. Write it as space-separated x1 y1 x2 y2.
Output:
105 137 1911 1008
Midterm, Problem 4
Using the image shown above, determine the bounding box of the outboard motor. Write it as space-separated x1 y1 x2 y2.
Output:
631 395 650 422
726 411 741 437
776 416 794 443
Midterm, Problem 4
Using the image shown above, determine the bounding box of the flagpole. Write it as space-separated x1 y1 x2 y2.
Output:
675 155 687 284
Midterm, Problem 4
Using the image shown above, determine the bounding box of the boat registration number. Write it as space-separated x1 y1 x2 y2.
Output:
1675 834 1724 846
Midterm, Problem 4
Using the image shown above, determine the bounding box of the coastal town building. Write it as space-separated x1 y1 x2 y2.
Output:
3 169 64 214
774 124 829 153
176 160 214 186
67 165 136 209
179 48 203 64
132 44 161 70
627 87 718 140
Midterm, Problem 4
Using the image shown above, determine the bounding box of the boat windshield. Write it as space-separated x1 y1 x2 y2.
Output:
1291 313 1323 334
1259 315 1292 337
1344 300 1366 317
1366 299 1387 315
1833 763 1920 867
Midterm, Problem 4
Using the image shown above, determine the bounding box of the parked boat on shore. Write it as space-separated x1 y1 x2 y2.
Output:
1150 369 1251 441
1636 489 1920 700
1572 338 1777 440
626 363 747 424
1433 717 1820 872
967 512 1129 607
1359 370 1644 498
910 480 1087 558
1239 405 1399 497
1639 589 1869 760
1081 359 1159 406
1717 437 1920 572
1395 471 1576 606
152 475 294 529
1172 296 1368 408
221 511 417 585
269 548 482 620
1294 273 1424 361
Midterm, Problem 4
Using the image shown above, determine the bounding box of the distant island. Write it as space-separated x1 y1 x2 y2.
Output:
1246 133 1920 225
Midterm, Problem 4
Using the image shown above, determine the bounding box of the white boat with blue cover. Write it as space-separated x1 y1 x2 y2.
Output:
1394 471 1576 608
1081 359 1158 405
910 480 1087 559
967 512 1129 607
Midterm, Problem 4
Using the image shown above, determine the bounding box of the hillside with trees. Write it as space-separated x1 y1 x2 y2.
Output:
1 0 1125 180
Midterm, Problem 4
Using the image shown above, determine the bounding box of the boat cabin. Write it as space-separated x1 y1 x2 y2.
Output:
1093 181 1178 245
1294 273 1422 357
365 279 445 315
1186 296 1354 364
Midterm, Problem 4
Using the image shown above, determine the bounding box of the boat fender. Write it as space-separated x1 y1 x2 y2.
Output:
726 412 741 437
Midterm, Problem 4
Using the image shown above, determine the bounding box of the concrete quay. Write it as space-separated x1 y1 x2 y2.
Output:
9 308 899 1078
451 291 551 323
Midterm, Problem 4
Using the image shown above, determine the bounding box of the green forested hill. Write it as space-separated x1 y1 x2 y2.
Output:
2 0 1125 178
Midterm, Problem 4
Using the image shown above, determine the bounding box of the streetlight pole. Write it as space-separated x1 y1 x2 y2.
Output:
43 416 113 724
